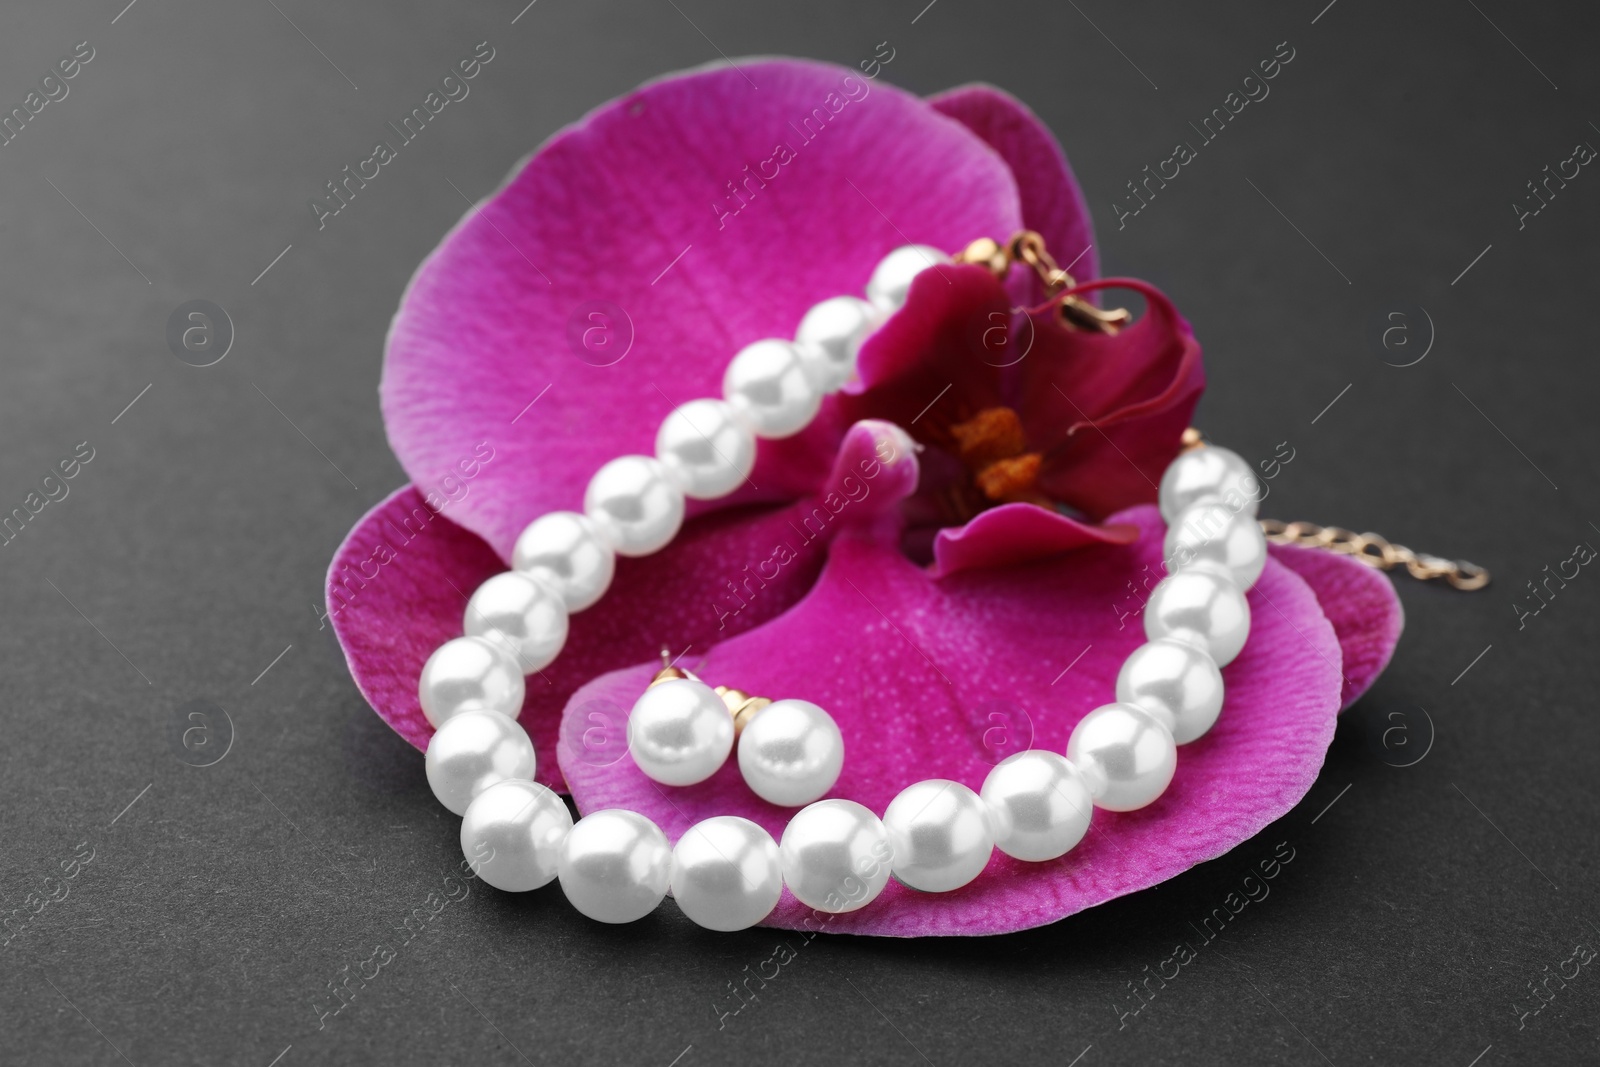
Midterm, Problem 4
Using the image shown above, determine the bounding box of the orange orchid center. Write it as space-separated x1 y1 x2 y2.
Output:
947 407 1048 506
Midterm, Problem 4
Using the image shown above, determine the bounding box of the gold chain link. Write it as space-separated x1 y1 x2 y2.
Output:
1259 519 1490 591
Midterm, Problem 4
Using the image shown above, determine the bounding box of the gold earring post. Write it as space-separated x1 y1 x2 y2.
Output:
646 646 772 733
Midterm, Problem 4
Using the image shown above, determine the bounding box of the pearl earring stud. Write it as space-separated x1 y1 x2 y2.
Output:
626 649 845 807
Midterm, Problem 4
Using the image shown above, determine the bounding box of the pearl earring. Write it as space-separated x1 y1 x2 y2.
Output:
626 650 844 807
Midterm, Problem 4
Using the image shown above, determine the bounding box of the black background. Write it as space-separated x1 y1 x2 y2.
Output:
3 1 1598 1064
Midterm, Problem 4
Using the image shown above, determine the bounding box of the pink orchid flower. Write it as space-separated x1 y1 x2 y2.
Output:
327 58 1402 936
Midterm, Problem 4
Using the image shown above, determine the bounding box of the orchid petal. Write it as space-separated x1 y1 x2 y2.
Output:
382 59 1022 562
560 505 1345 936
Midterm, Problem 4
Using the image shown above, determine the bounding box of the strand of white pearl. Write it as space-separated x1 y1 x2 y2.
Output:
419 244 950 923
416 244 947 728
414 247 1269 931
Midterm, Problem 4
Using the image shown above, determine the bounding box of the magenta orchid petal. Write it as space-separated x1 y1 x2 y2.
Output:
1023 279 1206 517
1269 541 1405 709
327 487 508 760
931 503 1137 577
559 504 1345 936
844 263 1009 424
929 84 1099 295
815 420 923 521
327 485 847 790
382 58 1024 562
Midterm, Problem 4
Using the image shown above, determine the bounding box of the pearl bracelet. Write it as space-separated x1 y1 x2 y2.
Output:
416 242 1269 929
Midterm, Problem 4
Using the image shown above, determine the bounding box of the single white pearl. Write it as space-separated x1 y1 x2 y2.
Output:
511 510 615 612
418 636 525 728
979 751 1093 862
1164 500 1268 589
557 809 672 924
865 245 951 314
670 816 783 931
654 398 756 500
1143 569 1252 667
736 699 844 807
583 455 685 557
722 339 822 439
1115 638 1225 744
1158 445 1262 523
1067 702 1177 812
882 779 994 893
463 572 569 673
778 799 893 913
795 295 878 392
424 708 536 816
459 779 571 892
626 678 734 787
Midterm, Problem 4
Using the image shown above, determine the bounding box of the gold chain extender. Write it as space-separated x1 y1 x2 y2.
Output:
1258 520 1489 591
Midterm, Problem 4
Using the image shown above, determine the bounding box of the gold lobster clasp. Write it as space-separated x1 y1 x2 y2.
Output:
955 231 1131 334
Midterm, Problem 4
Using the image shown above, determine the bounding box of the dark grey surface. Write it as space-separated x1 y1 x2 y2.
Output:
3 1 1597 1064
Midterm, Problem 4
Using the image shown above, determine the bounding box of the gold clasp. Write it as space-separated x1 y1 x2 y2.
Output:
955 231 1131 334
